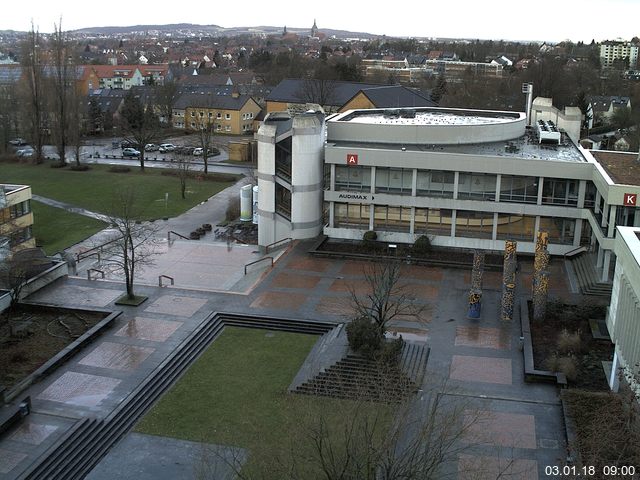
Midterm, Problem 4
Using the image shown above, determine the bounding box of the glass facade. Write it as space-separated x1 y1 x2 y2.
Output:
335 166 371 192
373 205 411 232
539 217 575 244
275 183 291 220
414 208 453 236
375 168 413 195
334 203 370 229
499 175 539 204
416 170 455 198
457 173 496 200
454 210 494 239
541 178 578 206
496 214 536 241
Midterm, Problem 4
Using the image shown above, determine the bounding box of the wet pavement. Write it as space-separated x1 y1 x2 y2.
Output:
0 232 578 479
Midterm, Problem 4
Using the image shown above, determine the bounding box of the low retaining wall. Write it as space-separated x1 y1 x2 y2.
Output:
2 306 121 404
519 299 567 386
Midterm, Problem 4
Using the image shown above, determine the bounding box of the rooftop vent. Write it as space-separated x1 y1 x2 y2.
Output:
537 119 561 145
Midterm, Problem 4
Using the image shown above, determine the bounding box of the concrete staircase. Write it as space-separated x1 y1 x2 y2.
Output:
293 342 429 404
569 254 612 297
16 313 334 480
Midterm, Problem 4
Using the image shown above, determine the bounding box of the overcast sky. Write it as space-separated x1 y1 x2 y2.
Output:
3 0 639 43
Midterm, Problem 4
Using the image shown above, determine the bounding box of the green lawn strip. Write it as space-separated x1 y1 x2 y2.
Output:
2 162 239 220
31 201 107 255
135 327 391 477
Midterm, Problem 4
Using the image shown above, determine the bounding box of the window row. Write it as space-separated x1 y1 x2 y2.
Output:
7 226 33 247
332 203 575 244
333 167 580 206
1 200 31 223
190 111 232 120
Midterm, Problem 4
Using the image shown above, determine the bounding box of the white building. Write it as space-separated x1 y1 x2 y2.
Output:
257 107 640 282
599 41 639 69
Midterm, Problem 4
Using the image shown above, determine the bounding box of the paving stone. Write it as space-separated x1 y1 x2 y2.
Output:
79 342 155 371
114 317 183 342
455 326 511 350
458 454 538 480
271 273 321 289
329 278 370 295
249 291 307 310
339 260 370 276
403 283 439 300
286 257 332 272
450 355 513 385
37 372 121 407
0 448 27 474
315 296 351 316
144 295 208 317
28 285 121 307
465 411 537 449
463 270 504 290
400 265 444 281
9 422 58 445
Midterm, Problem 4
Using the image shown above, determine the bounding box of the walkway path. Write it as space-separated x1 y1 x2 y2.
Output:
0 240 574 479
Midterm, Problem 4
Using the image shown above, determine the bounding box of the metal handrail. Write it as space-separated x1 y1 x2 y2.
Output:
76 236 120 263
87 269 105 280
244 256 274 275
265 237 292 254
158 275 174 287
563 245 588 259
168 230 190 242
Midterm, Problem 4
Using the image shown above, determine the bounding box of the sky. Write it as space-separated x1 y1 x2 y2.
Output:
3 0 639 43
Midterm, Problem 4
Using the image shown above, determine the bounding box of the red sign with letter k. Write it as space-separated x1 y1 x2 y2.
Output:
623 193 637 206
347 153 358 165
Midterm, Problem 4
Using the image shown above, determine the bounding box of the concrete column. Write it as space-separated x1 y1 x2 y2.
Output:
537 177 544 205
330 164 336 191
453 172 460 199
369 204 374 231
595 190 601 214
609 349 620 392
410 207 415 235
412 168 417 196
577 180 586 209
329 201 335 228
534 216 541 242
597 245 604 267
450 210 457 237
492 212 498 240
573 219 583 247
601 200 609 228
635 209 640 227
370 167 376 194
602 250 612 282
608 205 617 237
495 174 501 203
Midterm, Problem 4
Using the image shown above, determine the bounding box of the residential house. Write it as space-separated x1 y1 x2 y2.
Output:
588 95 632 124
0 184 35 258
91 65 144 90
137 64 169 86
173 90 261 134
339 85 436 112
599 40 639 69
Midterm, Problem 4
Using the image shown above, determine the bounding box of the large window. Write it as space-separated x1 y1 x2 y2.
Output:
6 200 31 220
496 214 536 241
539 217 575 244
414 208 453 236
373 205 411 232
499 175 539 204
416 170 455 198
8 226 32 247
541 178 578 206
334 203 370 229
457 173 496 200
375 168 413 195
335 166 371 192
455 210 494 239
275 183 291 220
275 137 292 182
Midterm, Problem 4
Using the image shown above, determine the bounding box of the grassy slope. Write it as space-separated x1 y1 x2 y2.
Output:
2 162 239 220
31 201 107 254
135 327 391 477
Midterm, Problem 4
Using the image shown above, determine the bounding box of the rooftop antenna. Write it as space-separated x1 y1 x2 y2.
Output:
522 83 533 126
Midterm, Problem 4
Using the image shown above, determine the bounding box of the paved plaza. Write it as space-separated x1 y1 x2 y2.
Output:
0 236 577 479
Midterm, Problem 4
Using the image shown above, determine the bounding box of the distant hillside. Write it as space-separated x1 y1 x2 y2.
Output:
69 23 378 39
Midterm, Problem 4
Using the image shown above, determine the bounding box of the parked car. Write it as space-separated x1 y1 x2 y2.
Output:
182 147 195 156
120 140 136 149
159 143 176 153
193 147 203 156
145 143 158 152
122 147 140 157
9 138 27 146
16 147 34 157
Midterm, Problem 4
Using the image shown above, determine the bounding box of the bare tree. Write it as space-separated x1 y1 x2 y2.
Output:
296 77 338 113
0 82 20 154
350 260 426 337
193 113 217 175
20 22 46 163
119 91 161 172
154 79 179 126
176 154 193 200
101 188 160 300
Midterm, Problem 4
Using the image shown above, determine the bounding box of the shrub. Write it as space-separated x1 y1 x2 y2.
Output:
363 230 377 242
545 353 578 382
346 316 383 359
109 166 131 173
69 165 90 171
556 328 582 354
225 197 240 221
412 235 432 256
377 336 404 365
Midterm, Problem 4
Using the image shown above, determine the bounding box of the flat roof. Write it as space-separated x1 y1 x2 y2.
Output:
591 151 640 186
329 131 587 163
341 108 521 126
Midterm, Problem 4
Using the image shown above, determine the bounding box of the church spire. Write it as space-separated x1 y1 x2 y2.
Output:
311 19 318 37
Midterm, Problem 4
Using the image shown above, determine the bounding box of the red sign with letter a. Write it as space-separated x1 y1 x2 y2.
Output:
623 193 637 206
346 153 358 166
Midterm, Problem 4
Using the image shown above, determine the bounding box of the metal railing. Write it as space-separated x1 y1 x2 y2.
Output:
563 245 588 259
168 231 190 242
265 237 292 254
76 237 120 263
158 275 174 287
87 269 105 280
244 256 274 275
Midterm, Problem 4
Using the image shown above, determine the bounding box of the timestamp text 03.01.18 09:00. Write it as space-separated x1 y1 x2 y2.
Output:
545 465 637 477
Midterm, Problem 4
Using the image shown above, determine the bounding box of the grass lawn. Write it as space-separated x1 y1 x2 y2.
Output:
135 327 391 478
2 161 240 220
31 201 108 255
